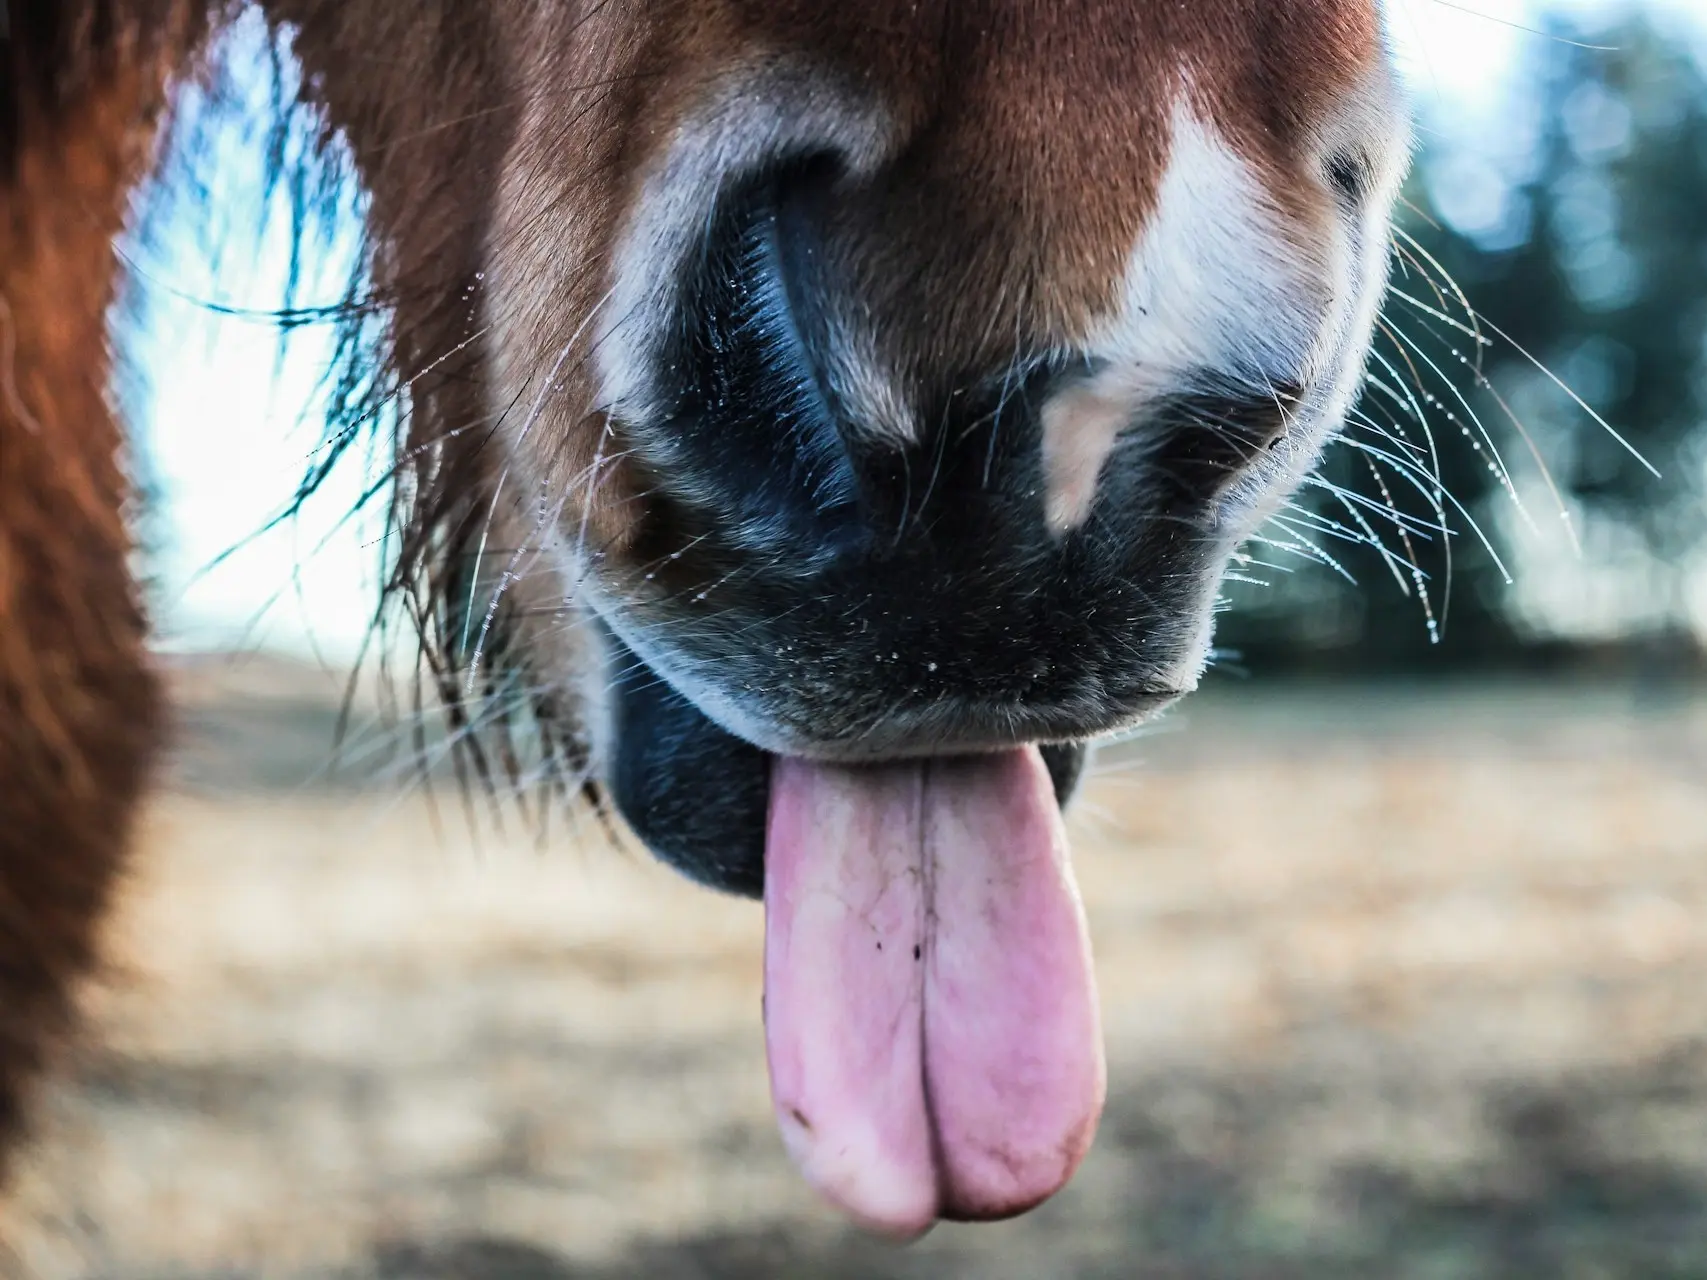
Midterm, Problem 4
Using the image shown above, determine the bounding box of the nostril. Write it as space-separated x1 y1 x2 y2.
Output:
769 157 844 331
770 156 843 411
1146 383 1303 506
1040 372 1301 533
651 157 863 545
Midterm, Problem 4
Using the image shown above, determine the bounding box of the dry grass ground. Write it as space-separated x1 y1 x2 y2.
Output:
4 659 1707 1278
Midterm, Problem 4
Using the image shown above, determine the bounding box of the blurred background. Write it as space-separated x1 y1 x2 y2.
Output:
5 1 1707 1277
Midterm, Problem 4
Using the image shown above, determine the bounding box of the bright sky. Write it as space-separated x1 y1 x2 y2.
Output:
137 0 1707 663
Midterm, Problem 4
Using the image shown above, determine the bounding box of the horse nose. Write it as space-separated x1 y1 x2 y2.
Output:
604 84 1296 567
594 76 1095 557
607 137 1019 550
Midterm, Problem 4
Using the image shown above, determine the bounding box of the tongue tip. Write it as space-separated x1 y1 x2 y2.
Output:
790 1164 942 1243
937 1092 1107 1225
790 1103 1107 1239
812 1194 941 1243
843 1205 942 1244
938 1198 1052 1227
773 1103 943 1242
793 1102 1107 1240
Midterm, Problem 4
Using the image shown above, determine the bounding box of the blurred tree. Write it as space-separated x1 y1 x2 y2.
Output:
1218 8 1707 675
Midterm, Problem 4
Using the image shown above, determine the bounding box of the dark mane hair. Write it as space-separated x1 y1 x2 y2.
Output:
170 7 605 813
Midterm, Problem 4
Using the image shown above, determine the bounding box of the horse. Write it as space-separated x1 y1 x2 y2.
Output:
0 0 1409 1237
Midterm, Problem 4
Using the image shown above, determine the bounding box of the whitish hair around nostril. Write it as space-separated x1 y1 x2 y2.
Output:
595 63 895 429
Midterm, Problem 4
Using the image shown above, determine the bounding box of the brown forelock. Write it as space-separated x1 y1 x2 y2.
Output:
0 0 204 1186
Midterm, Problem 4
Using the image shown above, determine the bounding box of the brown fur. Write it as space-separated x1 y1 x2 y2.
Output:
0 0 1388 1188
0 0 207 1172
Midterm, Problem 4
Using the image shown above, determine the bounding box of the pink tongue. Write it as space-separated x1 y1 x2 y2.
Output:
763 747 1106 1238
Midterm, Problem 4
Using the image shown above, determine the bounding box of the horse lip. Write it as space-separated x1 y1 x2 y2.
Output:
763 690 1188 764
